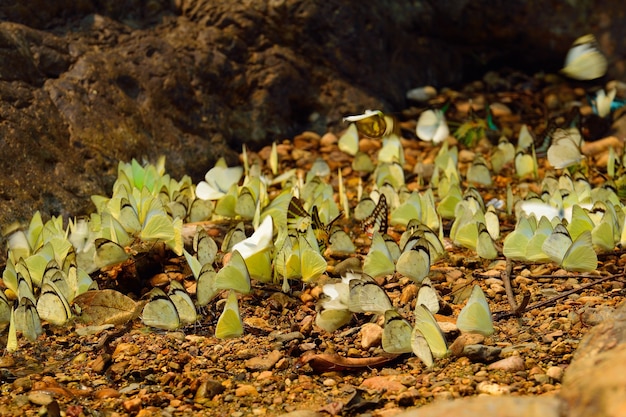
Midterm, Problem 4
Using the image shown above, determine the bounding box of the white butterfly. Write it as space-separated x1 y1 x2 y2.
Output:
416 109 449 143
547 127 584 169
561 34 608 81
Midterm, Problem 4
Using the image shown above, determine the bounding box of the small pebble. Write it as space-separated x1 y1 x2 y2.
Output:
360 323 383 349
235 384 258 397
122 398 142 413
462 344 501 363
322 378 337 387
476 381 510 396
546 366 564 382
28 391 53 406
488 355 525 372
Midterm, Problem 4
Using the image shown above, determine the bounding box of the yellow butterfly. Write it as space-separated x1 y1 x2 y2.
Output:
343 110 388 138
456 285 494 336
215 290 244 339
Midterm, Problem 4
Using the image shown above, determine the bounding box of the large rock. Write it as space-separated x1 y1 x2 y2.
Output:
0 0 625 244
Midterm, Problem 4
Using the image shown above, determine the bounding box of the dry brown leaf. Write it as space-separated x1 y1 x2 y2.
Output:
72 290 142 326
297 351 400 373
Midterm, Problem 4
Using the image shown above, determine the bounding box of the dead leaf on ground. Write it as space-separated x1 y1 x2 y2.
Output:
298 351 400 372
72 290 142 326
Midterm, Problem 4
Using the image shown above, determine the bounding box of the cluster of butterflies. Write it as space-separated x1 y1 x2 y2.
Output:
1 212 97 351
316 272 494 367
1 32 623 352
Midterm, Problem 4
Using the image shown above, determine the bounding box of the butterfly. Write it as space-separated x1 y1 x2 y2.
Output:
514 148 537 179
542 224 598 272
547 127 584 169
338 123 360 156
456 285 494 336
560 34 608 81
395 237 431 284
413 304 448 360
287 197 313 234
416 278 439 314
362 231 396 279
195 157 244 200
168 280 197 326
141 288 181 330
14 297 42 342
490 136 515 173
311 205 342 253
466 154 492 186
348 275 393 315
94 238 130 269
215 290 244 339
343 110 388 138
36 281 72 326
416 109 449 143
503 216 536 261
361 194 388 238
0 291 11 330
382 310 413 354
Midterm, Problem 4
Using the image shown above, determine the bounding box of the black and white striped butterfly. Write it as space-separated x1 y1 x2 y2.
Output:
361 194 388 238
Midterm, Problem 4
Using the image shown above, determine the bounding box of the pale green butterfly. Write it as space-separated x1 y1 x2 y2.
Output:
36 281 72 326
362 231 395 279
214 250 251 294
0 291 12 329
15 297 42 342
94 238 130 269
416 278 439 314
382 310 413 354
476 223 498 260
6 308 18 352
338 123 359 156
215 290 244 339
502 216 536 260
315 308 352 333
466 154 492 186
141 288 180 330
456 285 494 336
491 136 515 174
348 275 393 315
395 238 430 284
414 304 448 359
547 127 584 169
411 325 434 368
168 280 197 326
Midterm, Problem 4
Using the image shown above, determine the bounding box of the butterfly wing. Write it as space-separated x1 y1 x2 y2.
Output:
215 291 243 339
456 285 494 336
414 304 448 358
382 310 413 354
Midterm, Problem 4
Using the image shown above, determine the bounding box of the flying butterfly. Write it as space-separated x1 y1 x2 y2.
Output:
361 194 388 238
560 34 608 81
343 110 388 138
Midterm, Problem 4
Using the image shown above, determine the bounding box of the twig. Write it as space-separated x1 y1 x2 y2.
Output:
501 258 519 314
493 271 624 320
